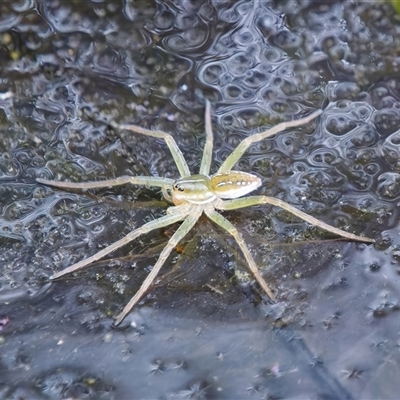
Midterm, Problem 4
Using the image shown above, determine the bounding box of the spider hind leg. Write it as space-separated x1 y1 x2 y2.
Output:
204 208 275 300
114 209 201 325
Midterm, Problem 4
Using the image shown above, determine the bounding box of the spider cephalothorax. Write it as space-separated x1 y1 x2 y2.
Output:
38 101 372 325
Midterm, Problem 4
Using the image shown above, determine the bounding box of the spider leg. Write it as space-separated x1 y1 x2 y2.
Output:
216 196 373 243
204 208 275 300
114 209 201 325
218 109 323 173
37 176 174 190
114 123 191 178
199 99 213 176
51 211 189 279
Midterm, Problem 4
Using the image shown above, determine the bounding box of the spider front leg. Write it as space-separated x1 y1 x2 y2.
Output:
216 196 373 243
116 100 213 178
199 99 213 176
218 109 323 173
204 207 275 300
38 175 174 205
114 208 201 325
37 176 174 190
113 122 191 178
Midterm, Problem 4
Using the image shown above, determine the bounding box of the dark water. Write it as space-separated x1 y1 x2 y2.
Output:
1 1 400 398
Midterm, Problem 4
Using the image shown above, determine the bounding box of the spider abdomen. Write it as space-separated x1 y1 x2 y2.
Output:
211 171 262 199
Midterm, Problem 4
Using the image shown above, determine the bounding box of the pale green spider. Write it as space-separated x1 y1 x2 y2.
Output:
38 101 373 325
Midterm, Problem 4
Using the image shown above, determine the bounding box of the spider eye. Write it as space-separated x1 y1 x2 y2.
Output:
173 184 184 192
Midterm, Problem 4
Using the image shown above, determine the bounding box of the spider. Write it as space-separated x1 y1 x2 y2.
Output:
38 101 373 325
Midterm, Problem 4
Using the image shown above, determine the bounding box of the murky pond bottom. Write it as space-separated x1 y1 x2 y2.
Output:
2 236 398 399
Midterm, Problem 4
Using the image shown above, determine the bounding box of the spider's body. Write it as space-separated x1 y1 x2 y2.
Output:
171 171 261 205
38 102 373 325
